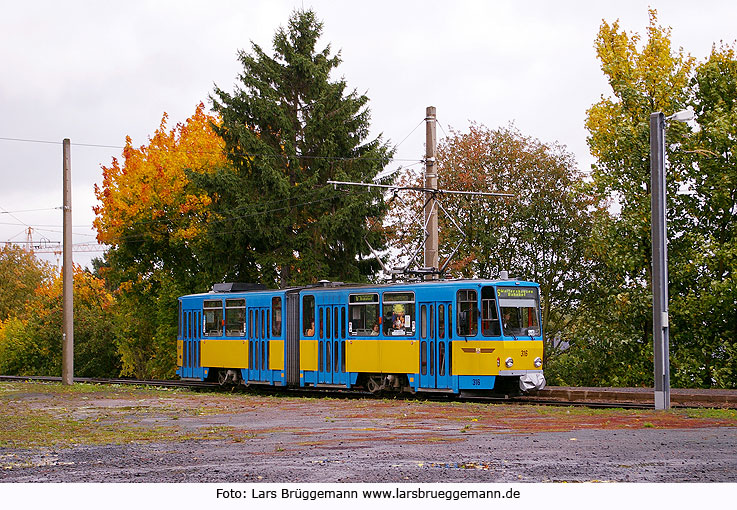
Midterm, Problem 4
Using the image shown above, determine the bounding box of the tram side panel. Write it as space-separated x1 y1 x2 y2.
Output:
177 280 545 393
177 291 291 386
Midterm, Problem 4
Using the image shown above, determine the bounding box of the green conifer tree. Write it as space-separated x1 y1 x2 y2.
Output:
202 9 393 287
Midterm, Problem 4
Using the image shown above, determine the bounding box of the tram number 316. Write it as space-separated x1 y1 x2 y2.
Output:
520 349 529 357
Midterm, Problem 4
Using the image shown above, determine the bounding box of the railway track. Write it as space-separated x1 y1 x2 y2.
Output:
2 374 735 409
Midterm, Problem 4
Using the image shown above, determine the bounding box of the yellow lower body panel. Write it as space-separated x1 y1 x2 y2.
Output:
269 340 284 371
452 340 542 376
346 339 419 374
176 340 183 366
301 340 318 371
200 339 249 369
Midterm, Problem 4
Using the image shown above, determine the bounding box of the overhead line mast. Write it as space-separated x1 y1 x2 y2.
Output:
425 106 438 280
328 106 513 280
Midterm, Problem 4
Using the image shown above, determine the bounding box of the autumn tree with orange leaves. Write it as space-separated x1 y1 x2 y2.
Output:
94 102 225 279
93 103 226 378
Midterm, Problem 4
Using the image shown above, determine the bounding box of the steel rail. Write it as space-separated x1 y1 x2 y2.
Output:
1 375 733 409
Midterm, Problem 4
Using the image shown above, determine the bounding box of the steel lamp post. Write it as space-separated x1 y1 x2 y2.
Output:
650 108 693 410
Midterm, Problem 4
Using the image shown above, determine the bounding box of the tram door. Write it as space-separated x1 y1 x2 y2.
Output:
182 309 201 378
317 305 347 385
419 301 451 389
247 306 269 381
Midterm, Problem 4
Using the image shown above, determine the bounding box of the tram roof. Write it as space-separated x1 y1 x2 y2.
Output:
180 278 539 300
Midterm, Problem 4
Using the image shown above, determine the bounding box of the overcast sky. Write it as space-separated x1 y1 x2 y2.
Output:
1 0 735 268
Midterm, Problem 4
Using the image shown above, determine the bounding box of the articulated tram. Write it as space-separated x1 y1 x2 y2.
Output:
177 278 545 394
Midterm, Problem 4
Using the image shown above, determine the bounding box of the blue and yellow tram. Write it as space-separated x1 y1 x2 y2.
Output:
177 278 546 394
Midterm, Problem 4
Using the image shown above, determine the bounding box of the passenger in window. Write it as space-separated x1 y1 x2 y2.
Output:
391 304 406 334
384 313 394 335
306 321 315 336
371 323 380 335
502 311 512 332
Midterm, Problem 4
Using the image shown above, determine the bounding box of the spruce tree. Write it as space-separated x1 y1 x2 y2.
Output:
202 9 393 287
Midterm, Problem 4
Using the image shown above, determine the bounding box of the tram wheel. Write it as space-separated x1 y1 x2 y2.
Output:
366 376 382 393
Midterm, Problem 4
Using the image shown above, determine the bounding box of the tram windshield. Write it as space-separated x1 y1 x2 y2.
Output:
497 287 541 337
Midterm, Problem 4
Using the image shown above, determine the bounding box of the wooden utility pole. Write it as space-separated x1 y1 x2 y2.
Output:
424 106 438 278
62 138 74 386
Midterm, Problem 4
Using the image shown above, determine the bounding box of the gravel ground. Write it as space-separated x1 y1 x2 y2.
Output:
1 383 736 483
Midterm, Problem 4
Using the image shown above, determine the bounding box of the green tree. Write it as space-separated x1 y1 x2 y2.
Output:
425 124 597 366
0 267 119 378
203 9 393 287
0 244 53 321
579 10 695 386
670 44 737 387
107 270 183 379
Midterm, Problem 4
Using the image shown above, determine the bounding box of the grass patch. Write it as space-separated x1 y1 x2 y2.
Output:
678 408 737 421
0 410 180 448
0 381 251 448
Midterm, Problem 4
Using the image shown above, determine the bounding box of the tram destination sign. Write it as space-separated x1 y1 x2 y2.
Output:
497 287 537 299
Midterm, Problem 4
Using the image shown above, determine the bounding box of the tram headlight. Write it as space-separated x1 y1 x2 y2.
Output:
534 357 543 368
505 357 514 368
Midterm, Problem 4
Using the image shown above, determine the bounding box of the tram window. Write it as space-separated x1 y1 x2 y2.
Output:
421 305 427 338
262 331 266 366
225 299 246 337
272 297 282 337
303 295 315 336
448 305 452 339
383 292 415 336
334 307 339 339
261 310 266 339
319 308 324 339
326 308 331 339
438 305 445 339
420 341 427 375
326 342 331 373
334 340 339 373
497 287 541 337
448 340 452 375
429 305 434 339
348 293 380 336
481 287 501 337
439 342 446 376
178 302 182 338
341 306 346 338
456 290 478 337
499 303 540 337
203 300 223 336
249 309 253 338
429 342 434 376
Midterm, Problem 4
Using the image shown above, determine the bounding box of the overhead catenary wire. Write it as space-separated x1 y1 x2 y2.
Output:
3 185 385 249
0 207 63 214
0 135 422 163
0 115 447 251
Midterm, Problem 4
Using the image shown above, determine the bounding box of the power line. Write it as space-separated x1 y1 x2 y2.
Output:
393 118 425 151
0 135 422 163
0 207 63 214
